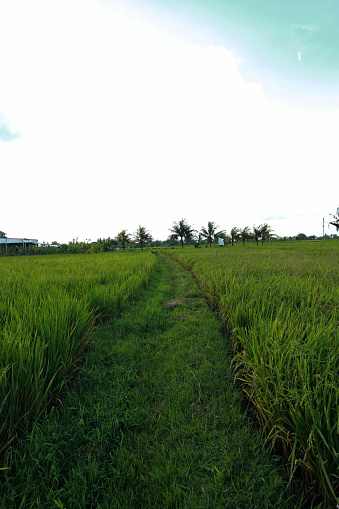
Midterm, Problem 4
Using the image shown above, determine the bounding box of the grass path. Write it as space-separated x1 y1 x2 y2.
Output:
1 254 303 508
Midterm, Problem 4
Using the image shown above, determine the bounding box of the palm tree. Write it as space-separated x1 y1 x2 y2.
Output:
329 207 339 231
230 227 240 246
169 219 196 249
134 225 152 250
240 226 252 246
200 221 226 248
260 223 276 244
253 225 262 246
115 229 131 250
194 232 204 248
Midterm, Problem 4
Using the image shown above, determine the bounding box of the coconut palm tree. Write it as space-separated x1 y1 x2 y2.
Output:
134 225 152 250
230 227 240 246
115 229 131 250
252 225 262 246
169 219 196 249
260 223 276 244
200 221 226 248
240 226 252 246
329 207 339 231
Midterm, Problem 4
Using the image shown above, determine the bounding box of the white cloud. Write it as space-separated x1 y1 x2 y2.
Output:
290 23 320 34
0 0 338 241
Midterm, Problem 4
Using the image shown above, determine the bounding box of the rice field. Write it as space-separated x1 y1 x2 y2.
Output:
1 241 338 506
168 241 339 505
0 251 156 462
1 250 304 508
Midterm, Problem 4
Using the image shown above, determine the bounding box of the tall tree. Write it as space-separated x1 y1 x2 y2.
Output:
230 227 240 246
115 230 131 250
260 223 276 244
134 225 152 250
240 226 252 246
169 219 196 249
329 207 339 231
253 225 262 246
200 221 226 248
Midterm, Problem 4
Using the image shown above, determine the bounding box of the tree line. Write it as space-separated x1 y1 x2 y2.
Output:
111 220 276 250
2 220 337 257
168 220 276 249
0 221 275 256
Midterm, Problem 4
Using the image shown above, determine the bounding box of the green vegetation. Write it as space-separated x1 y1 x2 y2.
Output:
200 221 226 248
0 251 156 462
169 218 197 249
1 240 337 507
230 227 240 246
115 230 132 251
133 225 153 250
239 226 251 246
0 254 305 508
168 240 339 506
259 223 276 244
1 218 338 256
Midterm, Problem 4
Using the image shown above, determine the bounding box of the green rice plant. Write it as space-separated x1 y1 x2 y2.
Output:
0 251 156 463
168 241 339 506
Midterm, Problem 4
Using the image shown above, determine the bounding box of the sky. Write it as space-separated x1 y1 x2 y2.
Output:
0 0 338 243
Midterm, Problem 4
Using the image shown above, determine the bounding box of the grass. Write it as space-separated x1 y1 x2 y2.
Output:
0 251 156 462
0 253 308 508
168 240 339 507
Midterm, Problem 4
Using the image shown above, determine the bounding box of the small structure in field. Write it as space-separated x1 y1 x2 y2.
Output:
0 231 38 253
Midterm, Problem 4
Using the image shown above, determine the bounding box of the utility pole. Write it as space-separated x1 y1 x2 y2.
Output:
323 217 325 250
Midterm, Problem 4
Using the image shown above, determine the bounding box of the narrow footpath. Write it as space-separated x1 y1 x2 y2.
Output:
1 254 301 508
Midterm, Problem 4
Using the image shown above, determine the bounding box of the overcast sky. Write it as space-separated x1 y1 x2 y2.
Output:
0 0 338 243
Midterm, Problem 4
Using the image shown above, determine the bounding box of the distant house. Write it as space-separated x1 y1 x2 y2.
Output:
38 242 61 248
0 231 38 253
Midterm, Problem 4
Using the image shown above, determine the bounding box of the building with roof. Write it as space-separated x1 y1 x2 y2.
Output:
0 231 38 253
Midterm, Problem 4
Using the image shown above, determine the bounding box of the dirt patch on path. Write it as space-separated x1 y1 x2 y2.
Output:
164 298 185 309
